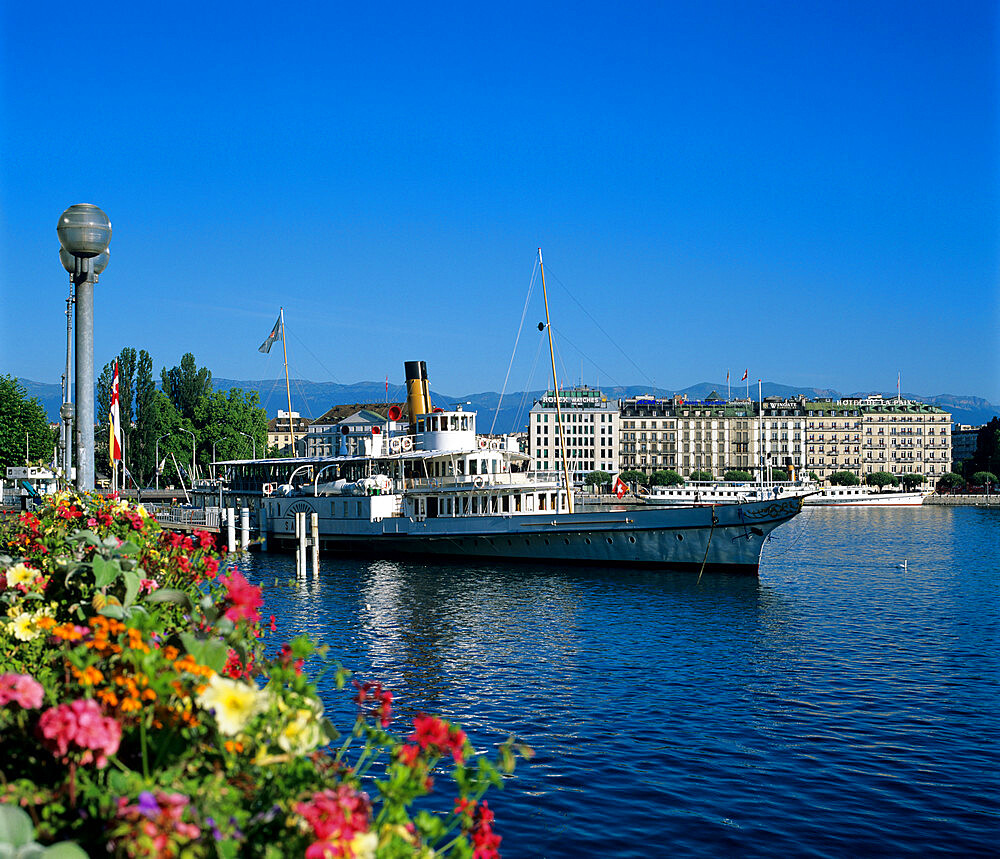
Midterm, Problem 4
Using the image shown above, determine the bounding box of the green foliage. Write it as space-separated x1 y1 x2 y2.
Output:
808 471 819 482
193 389 268 469
865 471 900 490
688 470 712 481
771 468 788 482
970 470 998 488
0 376 53 470
969 417 1000 478
829 470 860 486
936 472 965 491
650 470 684 486
0 493 527 857
160 353 212 422
618 469 647 487
723 470 753 482
899 473 925 490
584 470 611 487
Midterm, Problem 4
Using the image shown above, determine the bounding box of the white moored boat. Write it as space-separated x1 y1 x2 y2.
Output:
802 486 930 506
227 361 805 574
641 481 814 507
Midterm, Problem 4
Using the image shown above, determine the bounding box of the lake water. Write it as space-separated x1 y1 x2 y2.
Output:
234 506 999 857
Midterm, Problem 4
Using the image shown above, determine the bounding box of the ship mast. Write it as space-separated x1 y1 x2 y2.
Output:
280 307 294 454
538 248 574 514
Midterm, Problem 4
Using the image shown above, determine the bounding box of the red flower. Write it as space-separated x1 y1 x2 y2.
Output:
470 801 501 859
396 744 420 768
409 714 467 763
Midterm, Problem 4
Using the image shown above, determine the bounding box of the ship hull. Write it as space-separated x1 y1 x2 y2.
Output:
265 495 803 573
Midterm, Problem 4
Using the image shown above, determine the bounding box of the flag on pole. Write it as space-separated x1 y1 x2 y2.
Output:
614 475 628 499
258 313 282 353
109 360 122 464
741 369 748 381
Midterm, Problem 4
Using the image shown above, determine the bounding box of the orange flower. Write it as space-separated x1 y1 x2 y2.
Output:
71 665 104 686
53 623 85 641
126 627 150 653
97 688 119 707
35 616 56 631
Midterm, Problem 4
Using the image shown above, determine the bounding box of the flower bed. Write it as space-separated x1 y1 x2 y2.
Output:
0 492 529 857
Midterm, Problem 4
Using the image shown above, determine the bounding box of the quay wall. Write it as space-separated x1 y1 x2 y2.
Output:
925 494 1000 507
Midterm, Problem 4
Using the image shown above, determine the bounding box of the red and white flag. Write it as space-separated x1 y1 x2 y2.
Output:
109 360 122 463
741 369 748 381
614 475 628 499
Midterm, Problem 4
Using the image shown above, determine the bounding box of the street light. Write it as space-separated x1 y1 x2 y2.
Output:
179 428 196 485
237 431 256 460
58 205 111 492
155 434 170 490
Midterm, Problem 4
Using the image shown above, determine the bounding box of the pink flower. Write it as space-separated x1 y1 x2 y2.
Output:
139 578 159 594
220 570 263 623
39 698 121 768
296 786 372 843
0 673 44 709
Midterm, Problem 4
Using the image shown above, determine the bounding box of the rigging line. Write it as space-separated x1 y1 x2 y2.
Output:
288 326 342 384
491 258 540 434
545 265 657 389
547 325 627 390
512 336 546 433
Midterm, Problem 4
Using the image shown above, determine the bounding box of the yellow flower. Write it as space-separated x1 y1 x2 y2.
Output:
277 700 324 755
5 563 36 588
196 674 269 735
136 503 148 518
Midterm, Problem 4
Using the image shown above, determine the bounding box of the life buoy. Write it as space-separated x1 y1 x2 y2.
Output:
429 478 439 488
262 483 274 497
478 439 488 449
473 476 485 488
401 437 413 452
389 437 402 453
489 440 500 450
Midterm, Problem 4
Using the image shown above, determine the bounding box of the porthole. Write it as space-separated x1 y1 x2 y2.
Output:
606 537 613 544
628 536 636 544
564 538 570 545
585 538 591 545
544 539 549 546
676 533 683 541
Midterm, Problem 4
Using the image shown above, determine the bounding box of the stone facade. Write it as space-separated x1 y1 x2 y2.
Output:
528 387 619 485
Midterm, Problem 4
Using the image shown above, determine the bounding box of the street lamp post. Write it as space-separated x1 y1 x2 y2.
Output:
237 431 256 460
154 433 172 490
58 205 111 492
179 428 196 485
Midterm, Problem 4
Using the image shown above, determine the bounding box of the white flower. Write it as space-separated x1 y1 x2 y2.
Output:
5 563 36 588
10 612 39 642
350 831 377 859
277 699 324 755
196 674 269 735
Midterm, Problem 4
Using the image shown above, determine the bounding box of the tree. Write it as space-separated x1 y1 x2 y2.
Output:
618 469 647 489
900 473 924 491
969 418 1000 477
0 376 53 470
865 471 899 490
689 470 712 481
192 388 268 474
161 353 212 422
584 470 612 492
970 471 998 490
723 470 753 482
829 470 860 486
650 469 684 486
936 472 964 493
132 350 158 485
808 471 819 482
771 468 788 482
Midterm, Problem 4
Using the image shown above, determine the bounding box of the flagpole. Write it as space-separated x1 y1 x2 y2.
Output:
539 248 574 514
280 307 293 457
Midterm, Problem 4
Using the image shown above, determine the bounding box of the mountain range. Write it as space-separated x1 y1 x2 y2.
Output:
17 377 998 432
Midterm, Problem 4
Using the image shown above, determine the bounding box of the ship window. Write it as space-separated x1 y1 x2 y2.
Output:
470 459 478 475
417 419 425 431
539 494 547 511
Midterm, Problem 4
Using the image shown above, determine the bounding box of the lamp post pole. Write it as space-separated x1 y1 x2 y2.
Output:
58 205 111 493
179 428 196 484
238 431 256 460
155 434 170 490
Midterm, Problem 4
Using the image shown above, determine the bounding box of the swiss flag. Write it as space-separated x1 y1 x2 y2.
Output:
614 476 628 499
741 369 748 381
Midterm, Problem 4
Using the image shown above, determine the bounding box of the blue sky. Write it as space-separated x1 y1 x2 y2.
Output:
1 1 997 406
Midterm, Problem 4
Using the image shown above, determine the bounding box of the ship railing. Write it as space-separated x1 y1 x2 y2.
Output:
407 472 560 490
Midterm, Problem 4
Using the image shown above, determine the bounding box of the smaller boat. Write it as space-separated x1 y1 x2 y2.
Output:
641 481 815 507
802 486 930 506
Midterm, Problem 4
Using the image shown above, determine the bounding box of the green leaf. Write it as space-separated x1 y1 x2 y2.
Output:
180 633 229 673
91 555 119 589
121 570 140 608
40 844 89 859
144 589 194 610
68 531 102 547
99 604 125 620
0 804 34 848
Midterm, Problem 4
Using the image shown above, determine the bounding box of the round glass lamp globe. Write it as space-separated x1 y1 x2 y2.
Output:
57 204 111 258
